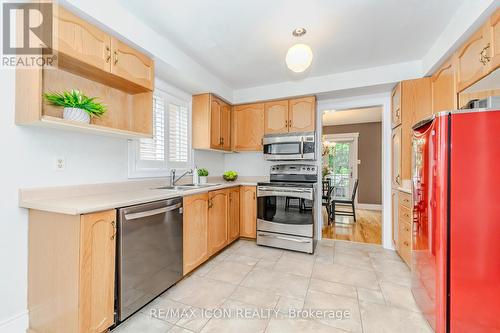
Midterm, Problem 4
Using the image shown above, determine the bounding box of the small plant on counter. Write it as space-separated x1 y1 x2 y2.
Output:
43 89 107 124
197 168 209 184
197 168 209 177
223 170 238 181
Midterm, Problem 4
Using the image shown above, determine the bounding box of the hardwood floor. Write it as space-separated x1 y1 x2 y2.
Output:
322 206 382 245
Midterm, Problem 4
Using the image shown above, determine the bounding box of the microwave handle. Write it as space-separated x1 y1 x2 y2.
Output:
300 137 304 158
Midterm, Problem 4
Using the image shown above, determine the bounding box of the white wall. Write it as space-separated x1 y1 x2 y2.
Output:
0 69 131 332
193 150 226 177
224 152 273 176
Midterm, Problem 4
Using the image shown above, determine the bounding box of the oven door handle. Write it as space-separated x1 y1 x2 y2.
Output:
258 233 311 243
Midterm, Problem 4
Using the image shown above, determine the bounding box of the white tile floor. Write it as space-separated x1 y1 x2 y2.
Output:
112 239 433 333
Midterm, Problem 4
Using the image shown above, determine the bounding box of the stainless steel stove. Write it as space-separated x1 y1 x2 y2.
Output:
257 164 317 253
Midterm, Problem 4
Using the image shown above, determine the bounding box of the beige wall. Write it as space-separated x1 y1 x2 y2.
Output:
323 122 382 205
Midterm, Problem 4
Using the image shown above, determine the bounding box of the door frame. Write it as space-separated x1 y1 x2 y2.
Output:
323 132 359 206
316 92 392 249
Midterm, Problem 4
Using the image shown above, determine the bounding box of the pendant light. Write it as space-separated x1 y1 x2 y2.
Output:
286 28 313 73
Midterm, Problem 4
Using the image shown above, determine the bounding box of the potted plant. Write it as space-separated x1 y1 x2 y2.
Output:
198 168 209 184
223 170 238 182
43 89 107 124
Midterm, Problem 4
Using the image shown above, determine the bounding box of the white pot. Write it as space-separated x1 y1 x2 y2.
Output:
199 176 207 184
63 107 90 124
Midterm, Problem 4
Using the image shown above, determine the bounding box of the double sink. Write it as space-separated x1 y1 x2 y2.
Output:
154 183 219 191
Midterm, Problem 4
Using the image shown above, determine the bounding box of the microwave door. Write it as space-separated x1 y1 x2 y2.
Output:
263 141 302 160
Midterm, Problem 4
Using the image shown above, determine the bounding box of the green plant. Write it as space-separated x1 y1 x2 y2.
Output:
197 168 209 177
43 89 107 118
223 170 238 181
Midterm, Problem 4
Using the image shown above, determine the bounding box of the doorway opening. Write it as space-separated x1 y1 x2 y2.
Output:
321 106 383 244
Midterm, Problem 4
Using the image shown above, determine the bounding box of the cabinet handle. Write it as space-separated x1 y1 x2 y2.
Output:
113 50 118 65
396 175 400 184
105 46 111 63
208 199 213 209
403 241 409 247
253 192 256 200
110 220 117 240
285 120 288 127
479 43 491 65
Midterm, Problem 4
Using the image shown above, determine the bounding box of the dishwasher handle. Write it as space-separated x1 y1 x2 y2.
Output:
124 203 182 220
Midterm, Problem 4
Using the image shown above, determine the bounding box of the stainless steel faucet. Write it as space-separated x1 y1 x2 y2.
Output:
170 169 193 186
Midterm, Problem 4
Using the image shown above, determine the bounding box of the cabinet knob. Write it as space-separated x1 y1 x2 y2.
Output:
208 199 213 209
113 50 118 65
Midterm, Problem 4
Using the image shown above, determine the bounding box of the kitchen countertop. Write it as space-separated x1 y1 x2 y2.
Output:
398 187 412 194
19 176 266 215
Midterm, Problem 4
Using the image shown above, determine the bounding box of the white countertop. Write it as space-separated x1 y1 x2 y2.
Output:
19 177 265 215
398 187 412 194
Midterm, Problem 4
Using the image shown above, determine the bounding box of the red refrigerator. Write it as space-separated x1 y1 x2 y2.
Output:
411 109 500 333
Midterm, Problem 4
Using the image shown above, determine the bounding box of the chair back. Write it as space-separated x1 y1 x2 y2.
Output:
351 179 359 201
322 181 330 196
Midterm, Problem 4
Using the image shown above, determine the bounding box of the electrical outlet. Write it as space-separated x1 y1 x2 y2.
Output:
55 157 65 171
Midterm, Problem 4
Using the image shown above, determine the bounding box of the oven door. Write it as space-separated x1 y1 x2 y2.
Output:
257 186 314 237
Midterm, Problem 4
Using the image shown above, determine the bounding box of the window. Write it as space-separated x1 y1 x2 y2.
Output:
128 86 191 178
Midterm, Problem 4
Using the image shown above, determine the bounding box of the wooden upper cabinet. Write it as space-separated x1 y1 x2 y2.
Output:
228 187 240 243
183 193 209 275
391 83 402 128
55 6 111 72
431 58 457 113
240 186 257 239
288 96 316 133
392 126 402 187
456 23 491 92
210 97 222 149
489 9 500 71
233 103 265 151
208 189 229 255
221 103 232 151
264 100 289 134
193 94 231 151
110 37 154 91
79 210 116 333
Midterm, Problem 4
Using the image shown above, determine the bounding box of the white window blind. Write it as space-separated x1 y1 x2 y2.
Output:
139 94 165 162
168 102 189 163
128 85 192 178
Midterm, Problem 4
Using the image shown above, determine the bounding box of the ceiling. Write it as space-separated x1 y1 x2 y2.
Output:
120 0 465 89
322 106 382 126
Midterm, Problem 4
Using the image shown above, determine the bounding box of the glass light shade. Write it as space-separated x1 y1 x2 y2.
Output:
285 43 313 73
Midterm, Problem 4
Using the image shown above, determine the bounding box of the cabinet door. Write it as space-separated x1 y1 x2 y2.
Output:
392 190 398 248
210 97 222 149
110 37 154 91
288 97 316 133
55 6 111 72
183 193 209 275
431 59 457 113
391 83 401 128
208 189 229 255
221 103 232 151
228 187 240 243
264 100 289 134
239 186 257 239
392 127 402 187
233 103 265 151
79 210 116 333
456 25 490 91
488 9 500 72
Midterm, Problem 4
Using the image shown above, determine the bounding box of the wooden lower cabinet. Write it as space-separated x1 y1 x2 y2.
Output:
396 191 412 267
240 186 257 238
28 209 116 333
208 189 229 255
228 187 241 243
183 193 209 275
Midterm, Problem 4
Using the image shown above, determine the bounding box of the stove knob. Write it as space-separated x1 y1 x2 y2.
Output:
307 167 310 171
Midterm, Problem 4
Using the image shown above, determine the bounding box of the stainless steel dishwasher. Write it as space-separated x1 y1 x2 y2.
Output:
116 197 183 322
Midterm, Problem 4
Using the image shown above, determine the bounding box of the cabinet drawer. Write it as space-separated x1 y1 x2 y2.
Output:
399 204 412 223
398 220 412 266
398 191 412 208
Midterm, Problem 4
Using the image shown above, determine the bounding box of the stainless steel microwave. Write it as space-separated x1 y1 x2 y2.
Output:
263 132 316 161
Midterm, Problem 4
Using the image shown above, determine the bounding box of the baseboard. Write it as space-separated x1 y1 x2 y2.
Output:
0 311 28 333
357 203 382 211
